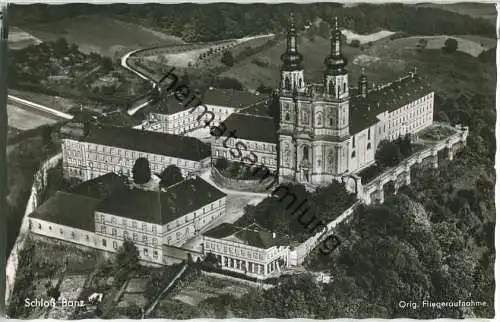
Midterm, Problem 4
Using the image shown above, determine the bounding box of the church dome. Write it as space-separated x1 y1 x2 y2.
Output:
324 17 348 75
281 51 304 71
324 54 347 73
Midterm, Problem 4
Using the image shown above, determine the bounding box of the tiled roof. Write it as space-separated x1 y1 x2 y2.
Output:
203 88 265 108
221 113 278 144
349 74 433 134
29 191 100 232
148 89 268 115
84 125 211 161
67 173 128 199
204 223 289 249
162 176 226 223
96 188 163 224
149 95 198 115
95 176 226 225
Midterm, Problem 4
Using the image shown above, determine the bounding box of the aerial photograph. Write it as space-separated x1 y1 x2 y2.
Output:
2 1 496 319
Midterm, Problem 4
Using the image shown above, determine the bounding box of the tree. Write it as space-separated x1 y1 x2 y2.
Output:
100 57 113 71
159 165 183 188
213 77 243 90
144 272 163 301
443 38 458 53
220 50 234 67
215 158 228 170
41 125 53 146
396 134 412 157
115 239 140 273
349 39 360 48
132 157 151 184
416 38 428 51
375 140 403 168
125 303 143 319
256 83 274 94
53 37 69 57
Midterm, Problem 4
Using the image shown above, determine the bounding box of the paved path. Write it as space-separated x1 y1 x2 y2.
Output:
8 95 73 120
143 264 188 317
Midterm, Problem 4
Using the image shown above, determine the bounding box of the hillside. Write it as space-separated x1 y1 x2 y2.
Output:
416 2 497 26
9 3 495 43
19 15 185 59
221 33 405 90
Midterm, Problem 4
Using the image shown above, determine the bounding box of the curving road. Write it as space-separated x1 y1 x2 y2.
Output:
8 94 74 120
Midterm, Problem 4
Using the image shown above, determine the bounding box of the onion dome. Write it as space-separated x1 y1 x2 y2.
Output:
281 13 304 71
324 17 348 75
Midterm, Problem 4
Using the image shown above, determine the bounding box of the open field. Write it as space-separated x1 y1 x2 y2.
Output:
417 3 497 25
7 103 58 131
221 32 406 90
145 33 276 69
222 25 495 90
21 15 185 58
9 89 79 113
342 29 396 44
9 26 43 50
172 274 252 306
370 35 495 58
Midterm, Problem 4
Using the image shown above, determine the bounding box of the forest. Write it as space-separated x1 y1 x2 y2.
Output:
10 3 495 42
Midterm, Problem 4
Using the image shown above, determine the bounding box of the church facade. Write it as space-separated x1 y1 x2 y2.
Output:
277 16 434 185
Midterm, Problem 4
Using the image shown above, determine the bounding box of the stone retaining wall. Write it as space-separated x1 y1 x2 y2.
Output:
5 153 62 305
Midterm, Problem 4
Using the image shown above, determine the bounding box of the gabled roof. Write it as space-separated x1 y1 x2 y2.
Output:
349 74 433 134
96 188 163 224
202 88 265 108
68 172 128 199
83 125 211 161
221 113 278 144
29 191 100 231
204 223 289 249
96 176 227 225
148 95 198 115
147 89 268 115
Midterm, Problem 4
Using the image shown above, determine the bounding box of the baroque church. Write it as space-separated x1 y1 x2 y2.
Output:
275 15 434 185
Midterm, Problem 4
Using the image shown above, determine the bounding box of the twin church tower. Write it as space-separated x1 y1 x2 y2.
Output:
278 15 359 185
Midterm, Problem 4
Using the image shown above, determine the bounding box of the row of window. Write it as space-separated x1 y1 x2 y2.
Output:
220 256 265 274
86 149 198 169
213 149 277 167
101 238 159 259
206 241 264 260
216 139 277 153
66 167 84 177
35 222 91 242
98 206 223 233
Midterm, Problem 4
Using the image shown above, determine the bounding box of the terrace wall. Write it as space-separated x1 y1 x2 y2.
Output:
211 167 277 193
289 201 361 266
5 153 63 305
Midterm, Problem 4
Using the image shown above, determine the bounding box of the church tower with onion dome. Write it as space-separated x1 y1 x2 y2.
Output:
280 13 305 92
278 16 352 185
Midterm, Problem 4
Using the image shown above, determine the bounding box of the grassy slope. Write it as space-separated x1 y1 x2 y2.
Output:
20 15 185 58
220 33 406 90
417 3 497 25
222 27 495 91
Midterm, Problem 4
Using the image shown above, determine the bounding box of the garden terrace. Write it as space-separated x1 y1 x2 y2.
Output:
235 181 357 243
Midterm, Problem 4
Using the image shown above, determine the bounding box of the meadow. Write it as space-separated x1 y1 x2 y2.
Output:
20 15 185 59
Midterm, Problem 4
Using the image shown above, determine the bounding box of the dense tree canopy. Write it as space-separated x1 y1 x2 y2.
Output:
10 3 495 43
236 181 357 242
